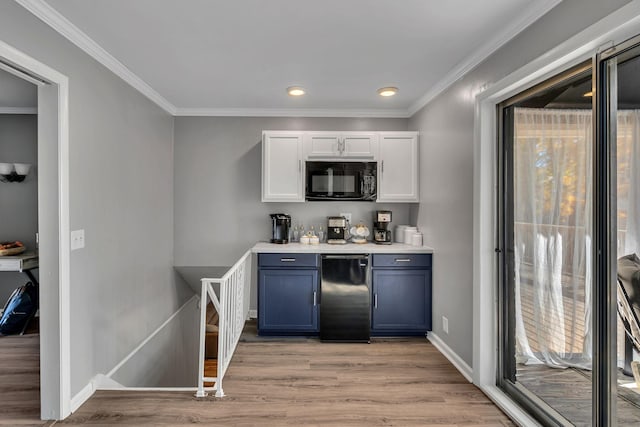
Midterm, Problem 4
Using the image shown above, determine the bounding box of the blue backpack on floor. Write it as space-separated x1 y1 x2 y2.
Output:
0 282 38 335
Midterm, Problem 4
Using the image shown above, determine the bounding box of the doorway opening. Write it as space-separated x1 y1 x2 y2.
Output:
0 65 40 423
0 40 70 421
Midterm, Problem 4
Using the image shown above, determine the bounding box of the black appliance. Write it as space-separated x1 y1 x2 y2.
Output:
373 210 392 245
305 161 376 201
320 254 370 342
270 213 291 244
327 216 348 244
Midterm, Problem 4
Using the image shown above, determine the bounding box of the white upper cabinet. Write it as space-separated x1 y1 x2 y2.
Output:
262 131 304 202
262 130 418 203
377 132 419 203
304 132 378 159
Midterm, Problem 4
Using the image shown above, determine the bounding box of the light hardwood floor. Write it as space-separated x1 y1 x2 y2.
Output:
59 338 514 426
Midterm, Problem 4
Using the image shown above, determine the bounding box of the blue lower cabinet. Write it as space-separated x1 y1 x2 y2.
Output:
371 269 432 335
258 268 319 335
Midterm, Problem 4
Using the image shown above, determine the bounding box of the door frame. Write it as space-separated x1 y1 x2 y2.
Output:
0 40 71 420
473 1 640 425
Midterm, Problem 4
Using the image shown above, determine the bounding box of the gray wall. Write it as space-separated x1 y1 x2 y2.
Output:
111 296 199 387
0 114 38 303
173 117 410 309
0 2 190 397
408 0 632 366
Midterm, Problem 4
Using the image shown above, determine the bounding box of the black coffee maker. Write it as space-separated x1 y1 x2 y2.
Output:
270 213 291 244
373 210 392 244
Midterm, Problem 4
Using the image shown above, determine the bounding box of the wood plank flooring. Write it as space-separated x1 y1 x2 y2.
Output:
0 333 50 427
59 338 514 426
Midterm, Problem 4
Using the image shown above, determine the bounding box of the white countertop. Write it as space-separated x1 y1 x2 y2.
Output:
252 241 433 254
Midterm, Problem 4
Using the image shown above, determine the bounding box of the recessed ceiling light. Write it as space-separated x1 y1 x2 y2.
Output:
377 87 398 97
583 91 593 97
287 86 305 96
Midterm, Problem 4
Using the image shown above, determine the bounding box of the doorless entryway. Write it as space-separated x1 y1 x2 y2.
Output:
0 39 70 420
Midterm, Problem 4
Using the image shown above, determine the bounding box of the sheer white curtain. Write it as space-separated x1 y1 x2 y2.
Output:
619 110 640 257
513 108 592 369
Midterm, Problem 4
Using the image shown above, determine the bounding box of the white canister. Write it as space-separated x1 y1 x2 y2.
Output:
411 232 423 247
395 225 407 243
404 227 418 244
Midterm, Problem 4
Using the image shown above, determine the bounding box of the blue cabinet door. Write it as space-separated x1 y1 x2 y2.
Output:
372 269 432 334
258 269 319 334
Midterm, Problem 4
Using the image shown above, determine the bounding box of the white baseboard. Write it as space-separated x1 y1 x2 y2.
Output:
93 374 123 389
248 309 257 319
70 380 94 413
427 332 473 382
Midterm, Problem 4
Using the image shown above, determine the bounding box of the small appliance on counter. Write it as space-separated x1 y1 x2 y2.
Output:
270 213 291 244
327 216 348 244
349 222 370 244
373 210 392 245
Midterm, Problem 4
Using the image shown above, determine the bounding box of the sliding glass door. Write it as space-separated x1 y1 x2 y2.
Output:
597 38 640 426
497 36 640 426
498 63 594 425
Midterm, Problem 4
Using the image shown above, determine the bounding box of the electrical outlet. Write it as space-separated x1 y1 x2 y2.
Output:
70 229 85 250
340 212 352 223
442 316 449 334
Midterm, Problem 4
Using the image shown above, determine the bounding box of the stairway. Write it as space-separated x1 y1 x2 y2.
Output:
204 302 218 387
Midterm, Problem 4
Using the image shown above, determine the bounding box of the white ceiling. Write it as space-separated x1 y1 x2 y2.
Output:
25 0 560 117
0 68 37 111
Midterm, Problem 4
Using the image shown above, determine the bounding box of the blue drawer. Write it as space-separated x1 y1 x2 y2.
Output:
259 253 319 268
372 254 432 268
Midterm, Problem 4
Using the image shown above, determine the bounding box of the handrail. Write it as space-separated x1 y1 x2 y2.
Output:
196 249 252 398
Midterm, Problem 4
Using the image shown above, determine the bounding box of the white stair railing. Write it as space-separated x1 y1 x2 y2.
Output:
196 250 252 398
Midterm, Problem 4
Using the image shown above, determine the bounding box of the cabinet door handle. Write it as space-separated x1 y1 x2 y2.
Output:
374 293 378 308
280 258 296 262
381 160 384 173
313 291 317 306
298 159 301 172
395 258 411 263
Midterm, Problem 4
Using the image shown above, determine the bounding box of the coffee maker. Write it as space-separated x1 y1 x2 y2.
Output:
270 213 291 244
327 216 348 244
373 210 392 244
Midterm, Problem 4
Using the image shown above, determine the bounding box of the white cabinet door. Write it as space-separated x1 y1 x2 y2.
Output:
304 132 377 159
342 133 377 159
377 132 419 202
262 132 304 202
305 133 341 158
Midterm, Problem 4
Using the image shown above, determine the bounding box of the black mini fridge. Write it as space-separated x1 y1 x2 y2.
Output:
320 254 370 342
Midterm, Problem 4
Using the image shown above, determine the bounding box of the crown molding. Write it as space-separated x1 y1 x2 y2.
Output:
175 107 411 118
407 0 562 116
18 0 559 119
0 107 37 114
15 0 177 115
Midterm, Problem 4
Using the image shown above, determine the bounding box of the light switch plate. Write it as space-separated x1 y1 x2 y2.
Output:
71 229 85 250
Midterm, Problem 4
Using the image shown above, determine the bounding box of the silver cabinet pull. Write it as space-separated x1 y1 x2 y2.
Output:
280 258 296 262
374 293 378 308
381 160 384 173
313 291 317 306
298 159 301 172
395 258 411 263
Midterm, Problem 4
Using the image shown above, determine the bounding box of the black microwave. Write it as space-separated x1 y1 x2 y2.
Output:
305 161 377 201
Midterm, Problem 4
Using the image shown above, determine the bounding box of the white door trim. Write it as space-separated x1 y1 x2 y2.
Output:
473 1 640 425
0 40 70 420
